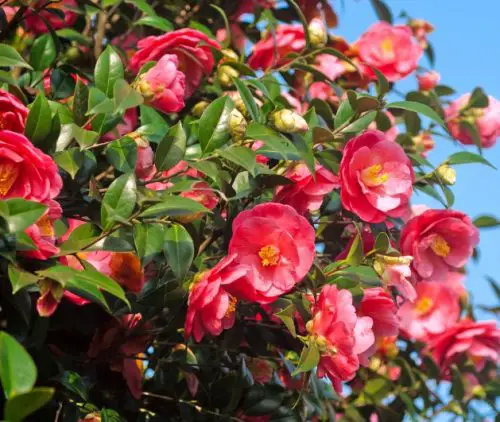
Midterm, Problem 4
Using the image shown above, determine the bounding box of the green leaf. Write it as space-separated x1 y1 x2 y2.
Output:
388 101 448 132
126 0 156 15
154 122 187 171
210 5 231 48
164 224 194 281
284 0 310 48
370 66 390 97
274 304 297 338
373 232 390 254
101 173 137 230
56 28 91 46
245 122 298 160
450 365 465 400
8 265 40 295
0 332 37 399
87 87 114 115
460 120 483 154
357 377 392 404
30 34 56 71
199 96 234 154
370 0 393 23
106 137 138 173
113 79 144 113
468 87 489 108
474 215 500 228
343 110 377 133
293 343 320 375
24 93 52 146
140 196 210 218
218 146 257 175
134 223 165 261
54 148 85 178
71 124 99 149
447 151 496 169
334 100 354 129
345 229 363 266
0 44 33 69
0 199 47 233
415 184 447 208
233 78 260 122
80 262 130 307
312 127 334 144
134 16 173 32
4 387 54 422
95 45 124 97
73 78 89 126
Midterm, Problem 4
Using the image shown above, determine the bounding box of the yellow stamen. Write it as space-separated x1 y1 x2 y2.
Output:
258 245 281 267
415 296 433 315
381 38 394 57
225 295 237 318
361 164 389 187
431 236 450 257
0 162 20 196
37 215 54 238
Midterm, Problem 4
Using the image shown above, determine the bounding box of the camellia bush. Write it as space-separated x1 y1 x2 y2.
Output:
0 0 499 421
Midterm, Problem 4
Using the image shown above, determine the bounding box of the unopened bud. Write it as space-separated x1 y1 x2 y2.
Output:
374 254 413 276
220 48 239 64
192 100 210 117
127 131 149 148
79 413 101 422
270 109 309 134
471 385 485 399
436 164 456 185
228 108 247 140
217 64 239 88
308 18 327 49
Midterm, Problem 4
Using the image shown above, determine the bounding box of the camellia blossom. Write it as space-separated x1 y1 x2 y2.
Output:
24 0 78 34
0 130 62 202
248 24 305 70
426 319 500 374
417 71 440 91
357 22 423 82
227 203 315 303
400 209 480 282
398 282 460 341
134 54 185 114
374 254 416 301
185 255 249 342
129 29 220 98
445 93 500 148
306 285 375 393
339 130 414 223
274 163 340 215
0 89 28 132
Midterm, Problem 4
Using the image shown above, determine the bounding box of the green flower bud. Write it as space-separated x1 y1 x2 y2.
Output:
436 164 456 185
270 109 309 134
228 108 247 140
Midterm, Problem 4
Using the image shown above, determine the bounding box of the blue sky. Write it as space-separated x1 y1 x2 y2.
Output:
333 0 500 318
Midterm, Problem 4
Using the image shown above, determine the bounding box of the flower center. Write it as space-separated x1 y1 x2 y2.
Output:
415 296 433 315
381 38 394 58
361 164 389 187
431 235 450 257
258 244 281 267
0 161 20 196
37 215 54 238
225 295 237 318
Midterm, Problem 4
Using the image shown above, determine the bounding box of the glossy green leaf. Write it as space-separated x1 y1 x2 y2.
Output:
54 148 85 179
8 265 40 294
0 43 33 69
388 101 448 132
72 124 99 149
0 199 47 233
232 78 260 122
106 137 138 173
218 146 257 175
140 196 210 218
154 122 187 171
274 304 297 338
164 224 194 281
450 365 465 400
134 16 173 32
25 93 52 146
113 79 144 113
334 100 354 129
343 111 377 133
293 343 320 375
101 173 137 230
345 229 363 266
73 78 89 126
134 223 165 261
245 122 298 160
447 151 496 169
199 96 234 154
30 34 56 71
126 0 156 15
370 0 393 23
468 87 489 108
56 28 91 45
474 215 500 228
4 387 54 422
94 45 124 97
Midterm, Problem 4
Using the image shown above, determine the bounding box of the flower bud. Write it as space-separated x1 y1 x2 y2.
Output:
308 18 327 49
220 48 239 64
412 132 435 156
192 100 210 117
436 164 456 185
228 108 247 139
270 109 309 134
126 131 149 148
373 254 413 276
79 413 101 422
417 71 440 91
217 64 239 88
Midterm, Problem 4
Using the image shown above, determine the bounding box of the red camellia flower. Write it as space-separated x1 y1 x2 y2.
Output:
0 130 62 202
400 209 480 282
248 24 305 70
185 255 249 342
24 0 78 34
227 203 315 303
398 281 460 341
339 130 414 223
417 71 440 91
426 319 500 374
129 29 220 98
357 22 423 82
0 89 28 132
306 285 375 393
445 93 500 148
134 54 185 114
274 163 340 215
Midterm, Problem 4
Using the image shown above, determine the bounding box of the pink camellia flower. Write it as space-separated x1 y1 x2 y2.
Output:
24 0 78 34
307 82 337 103
0 89 28 133
398 282 460 341
134 54 185 114
248 25 305 70
314 54 347 82
357 22 423 82
412 131 435 156
306 285 375 393
368 111 399 142
339 130 414 223
88 314 151 399
374 254 416 301
445 93 500 148
181 181 219 210
274 163 339 215
132 137 155 180
185 255 249 342
400 209 480 282
444 271 467 299
227 203 315 303
0 130 62 202
426 319 500 374
129 29 220 98
417 71 440 91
